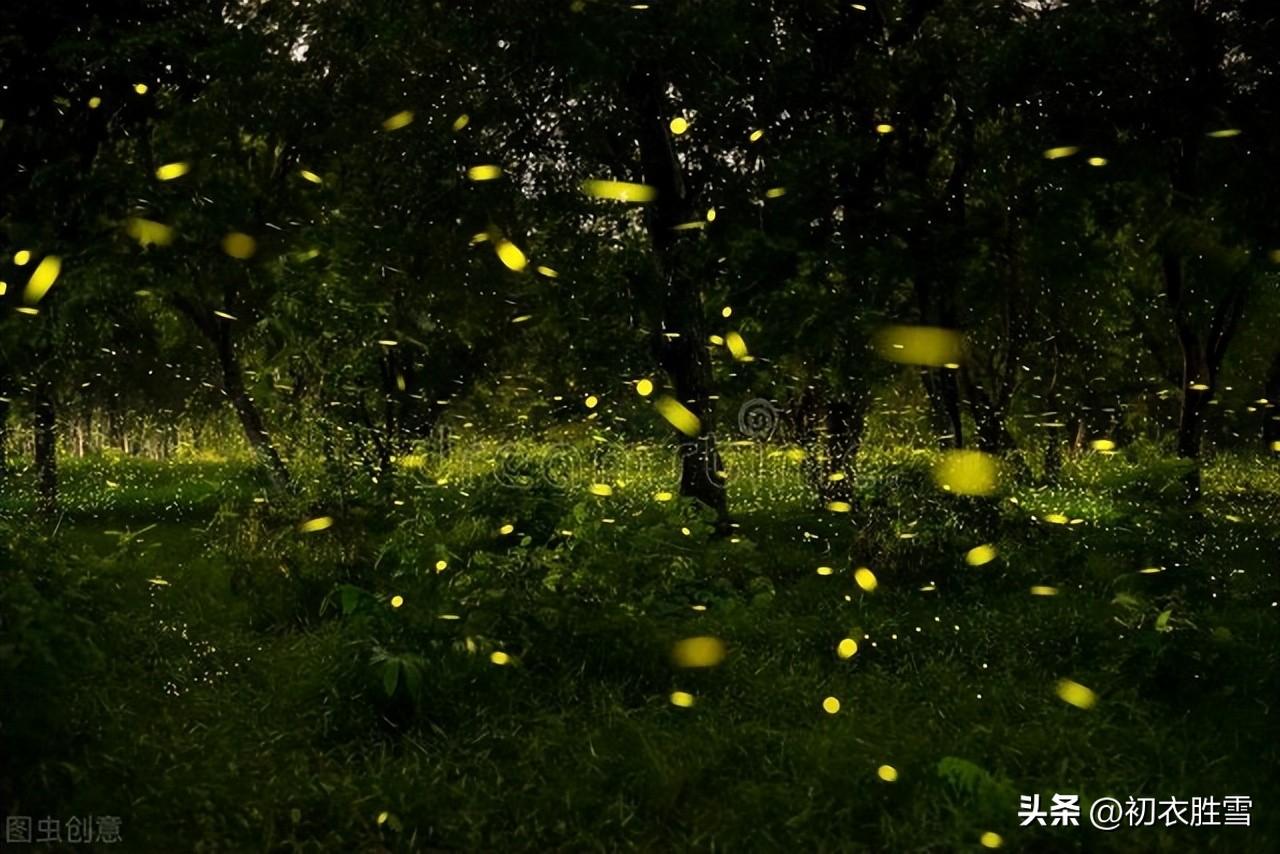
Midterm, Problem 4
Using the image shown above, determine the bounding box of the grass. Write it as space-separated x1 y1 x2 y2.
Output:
2 442 1278 851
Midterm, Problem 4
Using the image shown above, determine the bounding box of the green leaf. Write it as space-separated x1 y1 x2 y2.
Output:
382 660 400 696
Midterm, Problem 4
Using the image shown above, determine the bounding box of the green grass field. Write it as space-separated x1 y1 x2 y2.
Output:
3 444 1278 851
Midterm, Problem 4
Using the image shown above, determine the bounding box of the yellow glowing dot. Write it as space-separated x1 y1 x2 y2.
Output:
87 96 102 109
13 250 32 266
654 395 701 437
1271 440 1280 452
654 490 673 502
725 331 749 361
877 765 898 782
826 501 852 513
495 239 527 272
706 208 717 222
1042 513 1069 525
837 638 858 659
382 110 414 131
435 560 448 572
376 811 389 825
499 523 515 535
709 334 725 346
822 696 841 714
669 116 689 135
126 218 174 247
589 483 613 496
300 169 323 184
670 691 695 708
297 516 333 533
390 595 404 608
536 265 559 278
816 566 834 576
0 282 6 296
1090 438 1116 451
1189 382 1210 391
671 636 726 668
222 232 256 259
16 307 39 315
213 310 237 321
874 123 894 134
133 82 149 95
828 471 846 482
467 164 503 181
155 161 190 181
965 544 997 566
452 114 470 132
765 186 787 199
875 324 963 367
22 256 61 305
854 567 878 592
1139 566 1164 575
1030 585 1059 596
749 129 764 142
490 651 510 665
585 394 599 409
980 831 1003 849
635 378 655 397
1087 156 1108 167
680 526 692 536
1043 145 1079 159
1055 678 1097 709
933 450 999 496
581 179 657 202
1206 128 1241 138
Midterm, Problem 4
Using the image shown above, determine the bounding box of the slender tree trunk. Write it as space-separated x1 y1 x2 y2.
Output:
34 377 58 515
1264 350 1280 452
965 373 1016 454
1175 345 1212 500
628 64 727 519
921 367 964 449
1161 254 1245 501
173 294 290 487
817 398 868 505
0 374 10 478
215 324 290 487
0 394 10 479
1176 349 1212 460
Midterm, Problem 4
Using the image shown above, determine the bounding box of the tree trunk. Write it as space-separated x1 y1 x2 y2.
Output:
965 372 1016 454
215 324 290 487
173 294 290 487
0 370 10 479
0 392 10 479
815 397 868 505
628 64 727 519
1264 350 1280 452
1161 253 1245 502
1176 353 1212 461
34 377 58 515
921 367 964 449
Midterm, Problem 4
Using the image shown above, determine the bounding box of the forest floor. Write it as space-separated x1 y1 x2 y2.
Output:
2 446 1279 851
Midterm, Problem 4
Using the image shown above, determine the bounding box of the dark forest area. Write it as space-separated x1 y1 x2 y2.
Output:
2 0 1279 850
